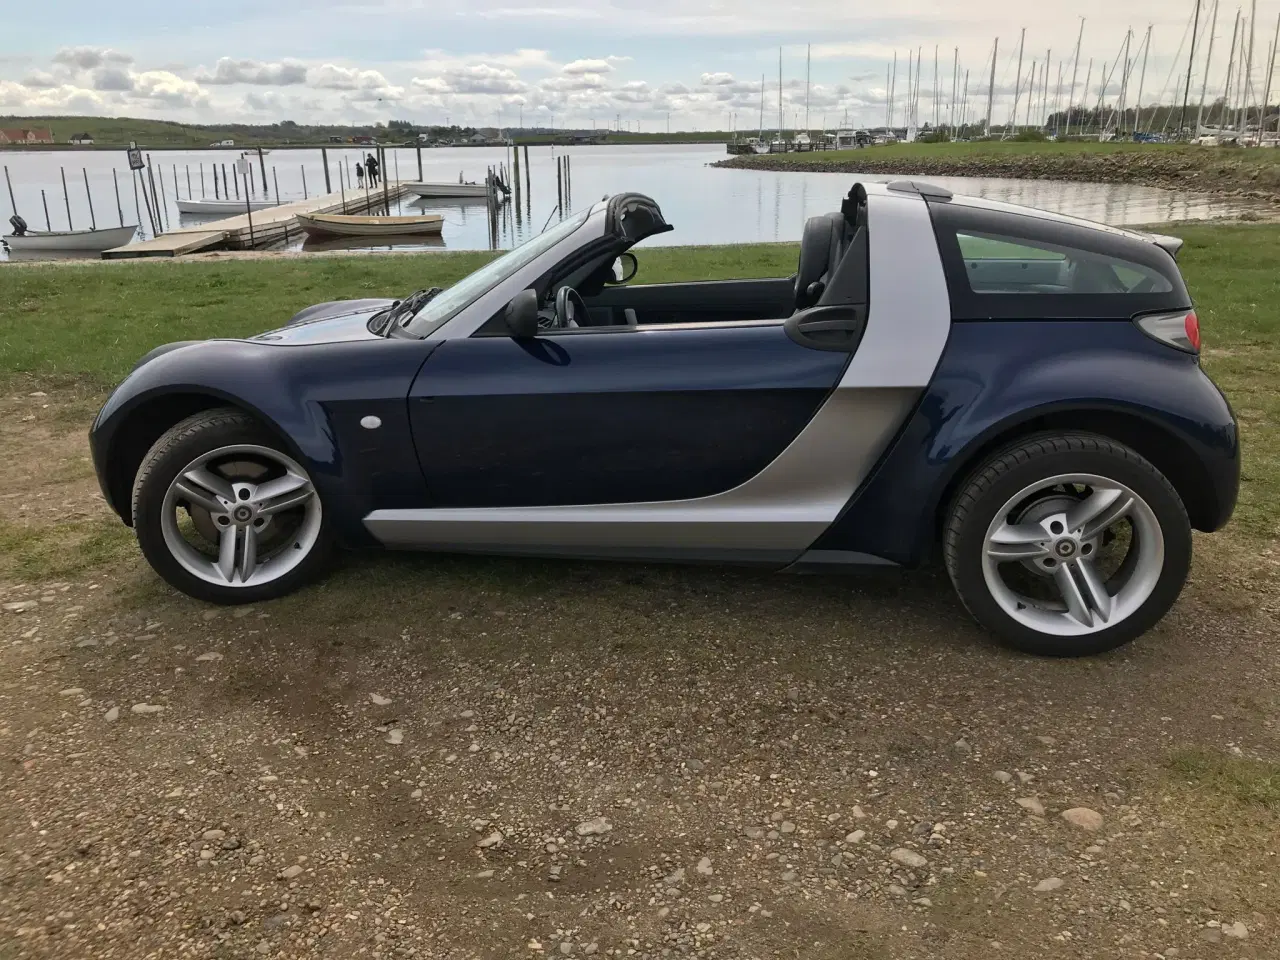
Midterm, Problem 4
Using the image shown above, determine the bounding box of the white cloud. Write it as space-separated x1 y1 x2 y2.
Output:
700 72 735 86
562 58 615 75
51 46 133 71
313 64 394 91
196 57 308 86
0 79 106 113
131 70 209 108
413 63 527 95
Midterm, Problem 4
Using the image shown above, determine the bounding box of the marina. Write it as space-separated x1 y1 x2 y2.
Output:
1 143 1273 262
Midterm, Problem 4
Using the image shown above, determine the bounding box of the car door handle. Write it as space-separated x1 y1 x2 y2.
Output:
784 304 868 352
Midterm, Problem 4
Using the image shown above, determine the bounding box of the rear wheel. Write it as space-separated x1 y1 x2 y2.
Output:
132 408 331 604
944 434 1191 656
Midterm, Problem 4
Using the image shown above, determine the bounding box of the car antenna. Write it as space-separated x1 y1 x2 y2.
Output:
539 203 561 234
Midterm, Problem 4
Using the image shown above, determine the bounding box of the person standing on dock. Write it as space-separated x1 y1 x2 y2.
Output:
355 161 365 187
366 154 380 187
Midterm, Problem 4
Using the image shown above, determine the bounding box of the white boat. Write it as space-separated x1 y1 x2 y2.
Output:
296 212 444 239
2 223 138 253
743 137 771 155
794 133 812 151
402 181 493 199
175 197 278 215
768 139 789 153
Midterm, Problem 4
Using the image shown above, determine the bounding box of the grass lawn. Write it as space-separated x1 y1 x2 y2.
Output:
0 227 1276 540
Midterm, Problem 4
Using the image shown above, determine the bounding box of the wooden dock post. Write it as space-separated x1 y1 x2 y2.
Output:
417 145 423 181
523 144 531 197
112 168 124 227
272 167 281 206
241 165 256 248
41 189 52 231
173 165 179 202
200 164 206 198
186 165 192 200
556 157 562 212
82 168 97 230
380 146 391 214
301 165 308 200
339 164 347 214
156 165 171 231
60 167 73 230
257 147 267 192
232 165 240 199
321 147 331 194
248 163 255 195
213 164 220 199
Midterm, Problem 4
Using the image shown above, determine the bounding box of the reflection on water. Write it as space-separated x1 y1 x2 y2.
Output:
1 143 1267 261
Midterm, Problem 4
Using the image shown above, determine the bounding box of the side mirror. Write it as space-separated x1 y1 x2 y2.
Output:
607 251 639 285
504 289 540 338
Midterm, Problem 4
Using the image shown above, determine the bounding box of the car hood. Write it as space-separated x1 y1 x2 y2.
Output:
251 298 396 345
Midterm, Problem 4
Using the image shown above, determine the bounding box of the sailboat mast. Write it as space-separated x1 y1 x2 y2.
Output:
1245 0 1257 133
1012 27 1026 133
1180 0 1204 133
1196 4 1219 135
985 37 999 136
950 48 959 132
1081 58 1093 132
933 46 940 129
961 69 970 132
915 46 923 131
1221 11 1239 130
1117 30 1132 134
805 44 811 132
890 52 898 129
778 47 784 140
1135 25 1153 133
1066 17 1085 136
1264 12 1280 137
758 73 764 139
1052 60 1064 134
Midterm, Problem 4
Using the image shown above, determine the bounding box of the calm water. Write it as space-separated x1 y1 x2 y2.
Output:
0 143 1263 261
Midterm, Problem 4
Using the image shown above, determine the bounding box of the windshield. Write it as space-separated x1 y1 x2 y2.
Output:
403 209 593 336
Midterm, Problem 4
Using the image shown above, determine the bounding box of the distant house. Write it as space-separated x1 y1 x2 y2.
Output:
209 139 235 147
0 127 55 145
69 133 95 145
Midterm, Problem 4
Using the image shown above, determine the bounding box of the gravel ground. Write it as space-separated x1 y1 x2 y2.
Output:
2 387 1278 960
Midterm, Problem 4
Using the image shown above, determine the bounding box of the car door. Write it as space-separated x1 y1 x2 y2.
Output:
407 320 849 509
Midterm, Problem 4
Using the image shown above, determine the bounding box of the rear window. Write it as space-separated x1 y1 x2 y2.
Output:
930 204 1188 320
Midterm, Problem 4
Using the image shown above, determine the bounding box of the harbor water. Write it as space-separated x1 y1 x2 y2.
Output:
0 143 1264 262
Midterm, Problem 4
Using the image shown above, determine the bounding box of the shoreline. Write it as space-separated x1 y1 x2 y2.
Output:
714 149 1280 205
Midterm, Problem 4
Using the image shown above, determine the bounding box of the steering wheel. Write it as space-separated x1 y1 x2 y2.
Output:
554 286 590 329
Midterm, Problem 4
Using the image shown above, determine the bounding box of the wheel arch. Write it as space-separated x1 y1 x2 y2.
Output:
934 405 1222 540
103 390 304 527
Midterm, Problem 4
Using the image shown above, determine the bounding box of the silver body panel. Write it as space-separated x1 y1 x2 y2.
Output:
364 182 954 562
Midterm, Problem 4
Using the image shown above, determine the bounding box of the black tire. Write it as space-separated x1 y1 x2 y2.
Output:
944 433 1192 657
131 407 333 605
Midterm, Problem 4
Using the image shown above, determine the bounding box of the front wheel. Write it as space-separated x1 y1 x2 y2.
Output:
131 408 332 604
944 434 1192 657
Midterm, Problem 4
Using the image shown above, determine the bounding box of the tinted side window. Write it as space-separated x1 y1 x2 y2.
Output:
930 204 1189 320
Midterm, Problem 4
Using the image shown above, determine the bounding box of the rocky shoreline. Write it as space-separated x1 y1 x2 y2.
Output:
714 150 1280 205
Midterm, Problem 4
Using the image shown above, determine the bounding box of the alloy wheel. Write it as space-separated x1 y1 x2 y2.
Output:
159 444 323 588
980 473 1165 637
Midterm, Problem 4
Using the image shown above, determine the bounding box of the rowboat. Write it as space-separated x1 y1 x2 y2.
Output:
1 223 138 253
296 212 444 239
402 181 493 199
176 197 278 215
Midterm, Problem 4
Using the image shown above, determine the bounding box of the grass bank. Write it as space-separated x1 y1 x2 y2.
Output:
717 141 1280 203
0 229 1276 539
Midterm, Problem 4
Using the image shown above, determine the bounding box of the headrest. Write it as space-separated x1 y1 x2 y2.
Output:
795 213 847 310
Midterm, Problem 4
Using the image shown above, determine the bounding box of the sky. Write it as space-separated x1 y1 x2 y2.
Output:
2 0 1276 131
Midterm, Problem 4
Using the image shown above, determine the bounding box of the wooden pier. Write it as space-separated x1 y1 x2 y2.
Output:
103 182 409 259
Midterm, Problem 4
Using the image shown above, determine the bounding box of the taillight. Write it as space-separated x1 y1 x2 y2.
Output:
1136 311 1200 354
1184 310 1201 351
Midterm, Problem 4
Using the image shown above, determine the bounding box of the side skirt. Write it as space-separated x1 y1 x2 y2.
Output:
363 387 919 556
